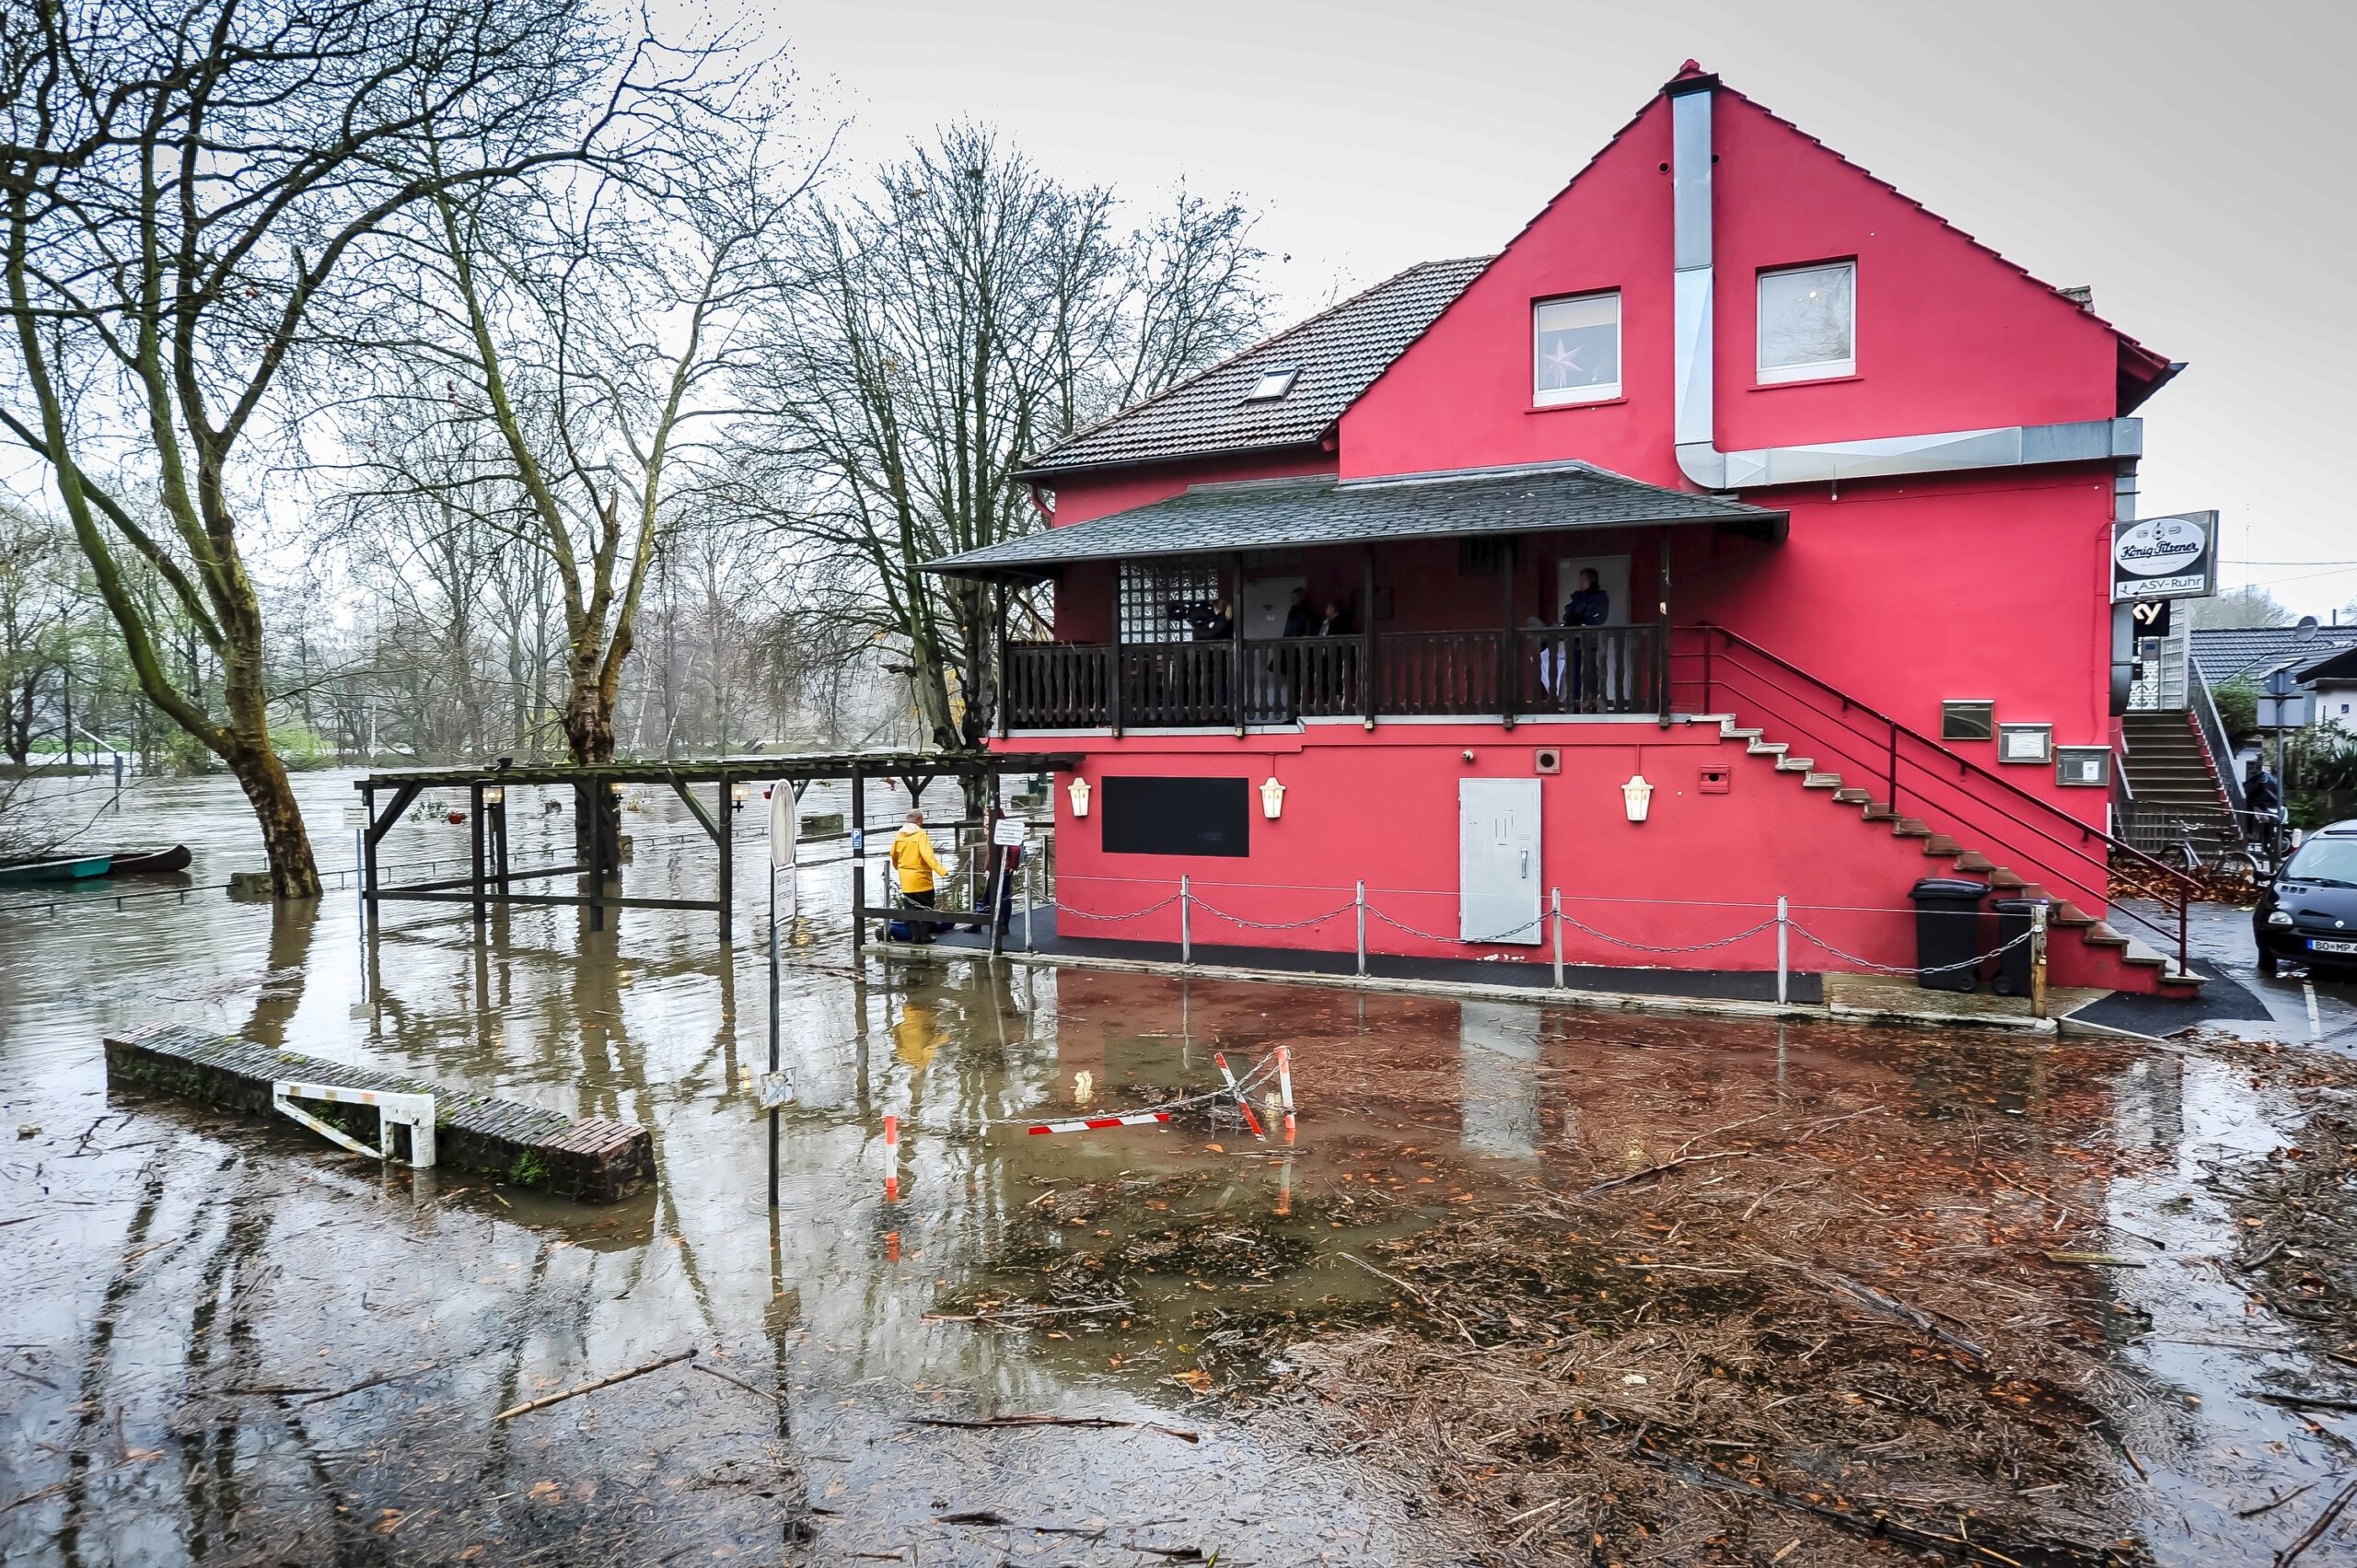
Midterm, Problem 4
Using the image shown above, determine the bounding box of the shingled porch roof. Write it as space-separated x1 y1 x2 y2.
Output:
927 461 1786 582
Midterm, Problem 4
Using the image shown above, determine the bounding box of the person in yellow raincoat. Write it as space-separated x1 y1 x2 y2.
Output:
888 810 946 943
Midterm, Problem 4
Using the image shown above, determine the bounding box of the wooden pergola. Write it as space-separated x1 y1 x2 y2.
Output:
354 750 1076 941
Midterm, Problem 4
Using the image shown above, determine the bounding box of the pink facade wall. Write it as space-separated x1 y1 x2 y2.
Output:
1031 726 2148 993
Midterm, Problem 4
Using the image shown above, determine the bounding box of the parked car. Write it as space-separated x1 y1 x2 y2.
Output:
2254 820 2357 978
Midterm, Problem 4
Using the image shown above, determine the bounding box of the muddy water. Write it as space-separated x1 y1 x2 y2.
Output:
0 777 2349 1564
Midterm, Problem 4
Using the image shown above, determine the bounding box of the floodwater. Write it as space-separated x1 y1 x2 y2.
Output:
2 774 2353 1565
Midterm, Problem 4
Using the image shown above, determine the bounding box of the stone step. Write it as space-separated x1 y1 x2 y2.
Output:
1724 726 1763 742
1861 803 1898 821
1923 834 1961 856
2050 901 2096 927
1989 868 2028 890
1832 786 1872 804
1802 772 1843 789
1954 851 1995 873
104 1022 656 1203
1747 740 1789 757
1773 756 1814 772
1891 818 1933 839
2082 922 2129 949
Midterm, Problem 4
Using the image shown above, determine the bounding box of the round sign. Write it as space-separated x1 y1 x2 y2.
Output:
2114 516 2207 578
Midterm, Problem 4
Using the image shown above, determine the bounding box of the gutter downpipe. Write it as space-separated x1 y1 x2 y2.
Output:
1666 74 2142 494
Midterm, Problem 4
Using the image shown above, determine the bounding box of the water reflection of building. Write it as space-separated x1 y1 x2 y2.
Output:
1457 1001 1542 1162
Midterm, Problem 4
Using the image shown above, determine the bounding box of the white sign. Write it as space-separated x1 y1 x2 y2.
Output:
343 803 369 830
766 781 797 923
2111 511 2217 602
992 817 1028 849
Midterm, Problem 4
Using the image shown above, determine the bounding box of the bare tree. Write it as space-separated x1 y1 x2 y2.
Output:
739 125 1266 786
0 0 656 895
343 94 820 781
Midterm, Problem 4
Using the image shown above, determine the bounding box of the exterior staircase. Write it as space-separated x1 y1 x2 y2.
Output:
1699 714 2202 998
2119 710 2237 857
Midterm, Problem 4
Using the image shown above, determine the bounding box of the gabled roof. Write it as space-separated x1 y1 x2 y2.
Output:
929 461 1784 579
2191 626 2357 684
2298 645 2357 685
1016 257 1489 479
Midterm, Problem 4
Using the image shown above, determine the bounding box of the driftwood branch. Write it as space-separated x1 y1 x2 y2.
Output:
494 1348 696 1421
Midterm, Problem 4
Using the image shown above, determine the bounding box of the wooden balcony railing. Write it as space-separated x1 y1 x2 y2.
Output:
1003 622 1666 731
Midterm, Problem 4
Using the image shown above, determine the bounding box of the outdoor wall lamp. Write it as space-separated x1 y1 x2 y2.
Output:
730 781 750 811
1260 777 1286 819
1067 775 1091 817
1622 773 1655 823
482 785 505 807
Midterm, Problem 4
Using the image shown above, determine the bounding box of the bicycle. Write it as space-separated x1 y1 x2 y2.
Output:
2156 816 2265 883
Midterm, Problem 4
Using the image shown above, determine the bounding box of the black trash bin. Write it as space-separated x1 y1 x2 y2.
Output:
1991 897 2049 997
1909 877 1990 993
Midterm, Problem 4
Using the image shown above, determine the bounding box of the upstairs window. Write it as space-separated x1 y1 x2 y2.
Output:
1758 261 1855 382
1532 292 1621 405
1242 366 1298 402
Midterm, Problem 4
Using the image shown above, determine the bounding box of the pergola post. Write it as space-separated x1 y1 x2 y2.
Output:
588 775 607 934
717 776 735 941
469 781 486 926
849 763 866 955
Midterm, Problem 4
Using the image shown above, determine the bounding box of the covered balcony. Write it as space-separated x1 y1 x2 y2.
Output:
927 461 1787 735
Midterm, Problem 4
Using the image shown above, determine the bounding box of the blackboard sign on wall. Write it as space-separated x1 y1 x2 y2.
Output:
1101 776 1251 857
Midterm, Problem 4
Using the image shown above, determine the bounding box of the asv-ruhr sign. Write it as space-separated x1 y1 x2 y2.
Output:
2111 511 2218 602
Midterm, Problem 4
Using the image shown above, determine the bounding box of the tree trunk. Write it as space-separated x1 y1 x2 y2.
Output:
225 738 320 899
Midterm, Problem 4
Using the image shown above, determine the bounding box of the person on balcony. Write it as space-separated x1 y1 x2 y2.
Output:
889 810 946 944
1282 587 1315 637
1562 568 1609 708
1313 598 1353 636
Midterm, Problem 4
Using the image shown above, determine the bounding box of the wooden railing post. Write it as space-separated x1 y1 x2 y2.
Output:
1107 645 1123 737
1361 549 1377 730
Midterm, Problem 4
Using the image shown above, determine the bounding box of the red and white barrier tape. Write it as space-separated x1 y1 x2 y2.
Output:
1025 1111 1173 1136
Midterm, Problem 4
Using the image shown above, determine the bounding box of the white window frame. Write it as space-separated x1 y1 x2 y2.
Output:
1756 261 1856 384
1531 291 1621 407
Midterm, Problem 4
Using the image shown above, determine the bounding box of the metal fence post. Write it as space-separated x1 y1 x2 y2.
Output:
1776 896 1790 1006
1550 888 1563 988
1180 875 1191 965
1355 880 1367 976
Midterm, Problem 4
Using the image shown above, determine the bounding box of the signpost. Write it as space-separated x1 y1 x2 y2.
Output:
345 801 370 993
762 784 798 1209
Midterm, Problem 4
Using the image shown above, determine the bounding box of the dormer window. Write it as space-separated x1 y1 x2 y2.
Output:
1758 261 1856 382
1532 292 1620 405
1243 366 1298 402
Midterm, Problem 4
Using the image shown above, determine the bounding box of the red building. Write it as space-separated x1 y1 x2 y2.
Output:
930 64 2200 998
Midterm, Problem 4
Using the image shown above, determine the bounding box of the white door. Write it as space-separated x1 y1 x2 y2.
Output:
1459 777 1542 944
1240 575 1306 640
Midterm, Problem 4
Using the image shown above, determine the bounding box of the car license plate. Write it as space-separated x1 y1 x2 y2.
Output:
2309 938 2357 955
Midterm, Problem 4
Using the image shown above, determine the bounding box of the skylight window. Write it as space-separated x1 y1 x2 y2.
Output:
1242 366 1298 402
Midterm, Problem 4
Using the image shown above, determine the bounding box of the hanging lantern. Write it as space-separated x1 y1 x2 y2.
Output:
1260 776 1286 819
482 785 505 807
1621 774 1655 823
1067 775 1091 818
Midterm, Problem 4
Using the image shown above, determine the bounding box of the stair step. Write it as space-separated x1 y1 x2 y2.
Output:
1861 803 1898 821
1747 740 1789 757
1802 772 1842 789
1923 834 1961 856
2082 922 2129 949
1723 726 1763 742
1990 869 2027 890
2050 901 2096 927
1773 756 1813 772
1954 852 1994 873
1832 787 1871 804
1891 818 1932 839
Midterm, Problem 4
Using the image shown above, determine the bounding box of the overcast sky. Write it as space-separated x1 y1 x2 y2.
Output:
761 0 2356 616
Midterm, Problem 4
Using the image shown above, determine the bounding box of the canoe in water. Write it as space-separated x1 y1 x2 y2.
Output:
0 854 112 887
104 844 192 876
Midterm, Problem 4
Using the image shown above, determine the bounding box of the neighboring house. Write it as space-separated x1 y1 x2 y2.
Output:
2190 626 2357 699
2296 644 2357 728
929 63 2198 994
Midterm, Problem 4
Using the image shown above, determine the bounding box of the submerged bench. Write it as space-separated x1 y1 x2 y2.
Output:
103 1022 656 1203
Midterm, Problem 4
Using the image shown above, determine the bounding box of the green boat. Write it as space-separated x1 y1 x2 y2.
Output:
0 854 113 887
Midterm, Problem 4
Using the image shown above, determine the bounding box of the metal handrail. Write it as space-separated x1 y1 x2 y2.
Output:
1677 621 2196 971
2188 657 2247 818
